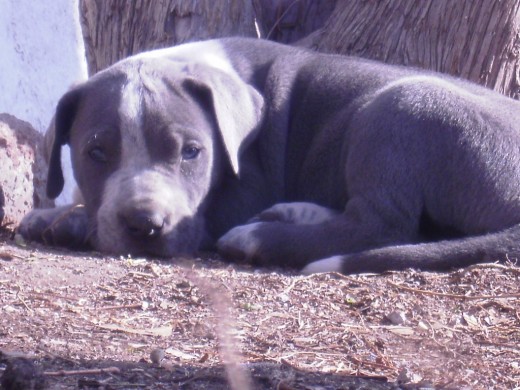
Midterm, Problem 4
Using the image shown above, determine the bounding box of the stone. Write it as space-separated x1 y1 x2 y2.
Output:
0 113 53 229
0 0 87 205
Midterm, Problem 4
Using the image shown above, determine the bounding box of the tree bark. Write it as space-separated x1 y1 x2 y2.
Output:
306 0 520 98
80 0 520 98
79 0 338 75
79 0 260 74
253 0 336 43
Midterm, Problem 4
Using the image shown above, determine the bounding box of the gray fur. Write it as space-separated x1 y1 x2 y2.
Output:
19 37 520 274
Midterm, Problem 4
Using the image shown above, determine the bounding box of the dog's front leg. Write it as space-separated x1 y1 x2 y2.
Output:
18 204 91 250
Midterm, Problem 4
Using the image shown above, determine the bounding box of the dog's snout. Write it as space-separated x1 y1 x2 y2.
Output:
119 208 165 239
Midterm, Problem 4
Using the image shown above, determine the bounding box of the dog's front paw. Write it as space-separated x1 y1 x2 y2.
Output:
18 205 90 249
217 221 318 269
217 222 264 263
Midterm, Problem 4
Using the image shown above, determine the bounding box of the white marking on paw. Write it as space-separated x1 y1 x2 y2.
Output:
301 255 343 275
217 222 263 259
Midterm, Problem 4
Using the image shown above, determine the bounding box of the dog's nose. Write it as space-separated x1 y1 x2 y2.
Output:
119 209 165 239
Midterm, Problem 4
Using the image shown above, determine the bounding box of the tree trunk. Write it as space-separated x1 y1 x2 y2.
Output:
253 0 336 43
306 0 520 98
79 0 260 74
79 0 338 75
80 0 520 98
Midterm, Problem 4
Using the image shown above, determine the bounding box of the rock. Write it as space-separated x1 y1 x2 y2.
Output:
0 0 87 206
0 113 53 229
150 348 165 366
384 310 407 325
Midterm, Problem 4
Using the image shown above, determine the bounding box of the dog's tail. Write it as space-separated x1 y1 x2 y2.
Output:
301 223 520 274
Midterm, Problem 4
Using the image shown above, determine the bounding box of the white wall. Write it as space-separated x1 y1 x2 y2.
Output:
0 0 88 204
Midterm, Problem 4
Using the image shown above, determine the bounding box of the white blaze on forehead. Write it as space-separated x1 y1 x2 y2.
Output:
133 40 234 75
118 79 149 166
116 39 234 167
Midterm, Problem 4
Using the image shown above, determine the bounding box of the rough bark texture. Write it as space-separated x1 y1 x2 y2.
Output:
308 0 520 98
79 0 260 74
80 0 338 74
0 114 53 227
80 0 520 97
253 0 336 43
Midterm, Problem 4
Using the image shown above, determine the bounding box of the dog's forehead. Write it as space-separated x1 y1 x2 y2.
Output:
72 72 125 135
91 66 213 166
73 47 226 164
116 73 148 164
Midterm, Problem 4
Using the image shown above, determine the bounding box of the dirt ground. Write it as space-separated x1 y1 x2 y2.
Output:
0 228 519 390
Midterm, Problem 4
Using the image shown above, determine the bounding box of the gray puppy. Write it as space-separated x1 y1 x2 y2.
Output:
19 37 520 274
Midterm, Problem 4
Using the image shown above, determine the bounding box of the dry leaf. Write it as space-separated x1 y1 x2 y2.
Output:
462 313 480 329
165 347 199 360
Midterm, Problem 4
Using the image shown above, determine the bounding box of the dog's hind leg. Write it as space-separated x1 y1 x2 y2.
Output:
302 223 520 274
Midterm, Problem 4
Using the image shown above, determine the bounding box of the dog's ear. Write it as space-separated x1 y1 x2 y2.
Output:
46 87 82 199
182 67 264 175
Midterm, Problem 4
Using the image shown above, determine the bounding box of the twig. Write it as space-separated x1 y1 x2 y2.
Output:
128 271 155 279
282 278 299 294
477 341 520 350
280 358 305 372
420 320 458 359
387 281 520 300
29 291 78 302
306 272 374 286
0 252 26 260
100 303 143 310
461 262 520 275
15 284 33 313
266 0 301 39
350 355 396 371
44 366 120 376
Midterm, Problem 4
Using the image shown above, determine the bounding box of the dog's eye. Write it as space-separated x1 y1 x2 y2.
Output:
181 145 201 160
88 147 107 163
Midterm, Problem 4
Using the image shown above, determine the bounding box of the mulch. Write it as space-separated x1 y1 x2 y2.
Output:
0 230 519 389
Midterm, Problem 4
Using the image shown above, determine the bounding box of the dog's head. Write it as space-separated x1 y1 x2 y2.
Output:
47 52 264 257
